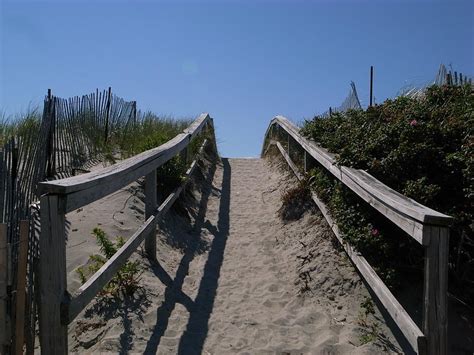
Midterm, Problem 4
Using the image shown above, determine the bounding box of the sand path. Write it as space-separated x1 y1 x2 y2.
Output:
141 158 398 354
69 157 400 354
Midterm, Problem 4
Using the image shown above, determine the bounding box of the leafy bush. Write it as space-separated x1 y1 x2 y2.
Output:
309 166 422 288
77 228 142 299
302 84 473 301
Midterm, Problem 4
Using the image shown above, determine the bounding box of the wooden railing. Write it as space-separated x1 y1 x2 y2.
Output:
262 116 452 355
37 113 215 354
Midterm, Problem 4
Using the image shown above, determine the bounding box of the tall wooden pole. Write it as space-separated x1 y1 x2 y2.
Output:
369 66 374 107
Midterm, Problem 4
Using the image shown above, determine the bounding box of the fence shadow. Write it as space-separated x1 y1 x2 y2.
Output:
176 158 231 354
143 157 226 354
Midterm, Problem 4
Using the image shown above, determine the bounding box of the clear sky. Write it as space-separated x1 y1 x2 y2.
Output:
1 0 473 157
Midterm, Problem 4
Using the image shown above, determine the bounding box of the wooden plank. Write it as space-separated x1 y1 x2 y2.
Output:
39 195 68 354
0 151 4 222
274 144 424 353
423 226 449 355
39 114 211 196
144 169 157 260
67 138 210 323
0 224 8 351
67 214 156 323
275 142 303 180
183 113 210 140
269 140 428 243
270 116 452 227
14 220 28 355
61 134 188 213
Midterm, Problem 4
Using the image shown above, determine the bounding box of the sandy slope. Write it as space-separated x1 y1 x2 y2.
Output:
66 157 402 354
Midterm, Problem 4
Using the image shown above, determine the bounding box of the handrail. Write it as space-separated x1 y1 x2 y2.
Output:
66 138 209 323
262 116 451 355
39 113 210 213
267 116 451 245
38 114 215 354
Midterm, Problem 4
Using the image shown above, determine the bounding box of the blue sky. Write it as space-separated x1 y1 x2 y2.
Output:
1 0 473 157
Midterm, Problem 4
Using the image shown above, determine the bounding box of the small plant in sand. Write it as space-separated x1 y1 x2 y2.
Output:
358 296 379 344
278 178 314 221
76 228 142 298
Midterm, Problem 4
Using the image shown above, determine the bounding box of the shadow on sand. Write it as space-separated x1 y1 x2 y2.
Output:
144 158 231 354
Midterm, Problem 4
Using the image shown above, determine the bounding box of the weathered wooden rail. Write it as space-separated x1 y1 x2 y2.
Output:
37 113 215 354
262 116 452 355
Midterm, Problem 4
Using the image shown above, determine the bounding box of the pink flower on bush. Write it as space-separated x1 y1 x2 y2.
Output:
410 119 418 126
371 228 379 237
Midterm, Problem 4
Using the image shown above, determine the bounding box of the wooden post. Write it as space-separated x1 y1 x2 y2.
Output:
0 223 8 354
104 87 112 144
369 66 374 107
14 220 28 355
423 226 449 355
39 195 68 354
446 73 452 85
180 147 188 166
287 133 290 155
45 91 56 178
132 101 137 123
304 151 307 173
144 170 157 260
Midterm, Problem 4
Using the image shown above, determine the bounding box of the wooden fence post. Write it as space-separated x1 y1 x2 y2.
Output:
423 226 449 355
45 91 56 178
369 66 374 107
132 101 137 123
180 147 188 166
104 87 112 144
144 170 157 260
14 220 29 355
287 133 290 156
304 151 307 173
0 223 8 354
39 195 68 354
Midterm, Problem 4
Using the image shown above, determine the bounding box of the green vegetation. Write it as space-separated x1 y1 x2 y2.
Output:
279 178 314 221
77 228 142 299
116 113 191 157
358 297 379 345
0 109 42 146
301 84 473 301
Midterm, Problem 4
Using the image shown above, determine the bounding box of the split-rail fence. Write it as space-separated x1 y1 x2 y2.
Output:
37 113 215 354
262 116 452 355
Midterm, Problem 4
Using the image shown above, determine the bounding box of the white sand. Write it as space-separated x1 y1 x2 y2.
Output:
65 156 402 354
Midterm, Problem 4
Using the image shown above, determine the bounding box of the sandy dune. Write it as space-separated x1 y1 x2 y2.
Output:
65 157 402 354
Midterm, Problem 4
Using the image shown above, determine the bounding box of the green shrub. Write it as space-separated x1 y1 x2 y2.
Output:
115 113 190 157
302 83 473 301
77 228 142 299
